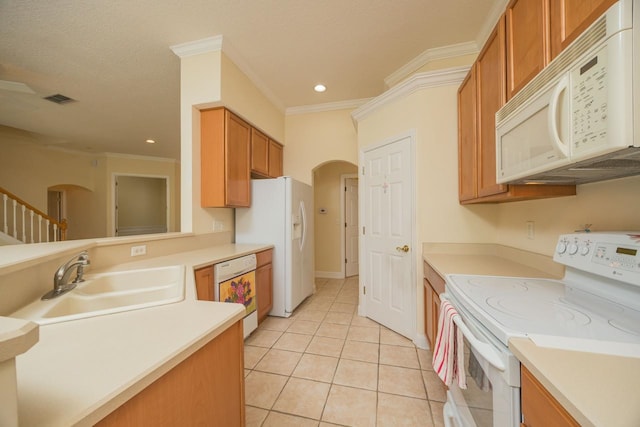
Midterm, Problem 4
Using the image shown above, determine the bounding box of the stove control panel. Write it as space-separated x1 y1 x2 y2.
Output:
554 233 640 286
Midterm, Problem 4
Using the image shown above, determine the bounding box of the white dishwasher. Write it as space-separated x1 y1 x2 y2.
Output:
214 254 258 338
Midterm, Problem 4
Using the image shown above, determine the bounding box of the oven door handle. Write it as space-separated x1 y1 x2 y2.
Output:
451 312 506 372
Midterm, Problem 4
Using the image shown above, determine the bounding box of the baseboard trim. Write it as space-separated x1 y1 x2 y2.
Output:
315 271 344 279
413 333 429 350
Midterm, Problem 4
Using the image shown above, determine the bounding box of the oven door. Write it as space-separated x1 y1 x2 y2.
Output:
441 295 520 427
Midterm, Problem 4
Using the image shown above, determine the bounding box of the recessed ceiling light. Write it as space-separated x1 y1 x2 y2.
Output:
146 139 156 144
314 84 326 93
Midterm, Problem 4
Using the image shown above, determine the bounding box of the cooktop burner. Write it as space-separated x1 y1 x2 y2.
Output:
446 273 640 349
485 295 592 326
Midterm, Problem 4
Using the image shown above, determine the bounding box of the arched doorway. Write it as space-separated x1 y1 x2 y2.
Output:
312 160 358 279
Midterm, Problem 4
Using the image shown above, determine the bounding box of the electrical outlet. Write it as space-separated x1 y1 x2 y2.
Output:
526 221 535 240
130 245 147 256
213 220 224 232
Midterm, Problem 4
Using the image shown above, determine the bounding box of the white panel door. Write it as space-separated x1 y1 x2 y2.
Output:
363 136 414 339
345 177 359 277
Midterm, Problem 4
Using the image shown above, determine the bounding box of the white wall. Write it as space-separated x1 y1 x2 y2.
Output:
313 161 358 275
176 49 285 236
354 75 499 342
496 176 640 255
285 109 358 185
0 134 179 239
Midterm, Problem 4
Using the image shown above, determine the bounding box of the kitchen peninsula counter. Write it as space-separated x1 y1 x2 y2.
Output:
12 243 271 426
423 242 639 427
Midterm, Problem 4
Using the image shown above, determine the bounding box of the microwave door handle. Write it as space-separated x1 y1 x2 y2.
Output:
548 75 571 158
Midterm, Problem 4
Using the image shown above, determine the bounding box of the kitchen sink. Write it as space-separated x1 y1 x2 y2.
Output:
11 265 186 325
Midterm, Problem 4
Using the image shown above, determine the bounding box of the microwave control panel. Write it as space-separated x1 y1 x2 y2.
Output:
570 46 608 152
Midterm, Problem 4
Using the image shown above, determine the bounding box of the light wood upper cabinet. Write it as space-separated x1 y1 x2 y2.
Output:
458 15 576 204
268 140 283 178
201 108 251 208
250 128 270 177
521 365 580 427
251 129 283 179
549 0 617 60
476 15 509 199
506 0 550 99
458 66 477 202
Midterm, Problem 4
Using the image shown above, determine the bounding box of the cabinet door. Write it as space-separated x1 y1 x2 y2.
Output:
256 263 273 323
251 128 269 177
521 365 580 426
549 0 617 60
96 322 245 427
506 0 549 99
476 15 508 198
194 266 214 301
225 111 251 207
458 66 477 202
268 140 283 178
424 281 442 351
255 249 273 323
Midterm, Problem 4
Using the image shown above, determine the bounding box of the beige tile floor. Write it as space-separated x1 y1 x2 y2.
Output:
244 276 448 427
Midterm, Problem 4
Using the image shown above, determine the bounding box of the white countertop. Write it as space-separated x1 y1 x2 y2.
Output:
10 243 270 427
510 337 640 427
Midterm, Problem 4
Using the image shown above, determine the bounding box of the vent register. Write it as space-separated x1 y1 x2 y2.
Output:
497 16 640 185
44 93 75 104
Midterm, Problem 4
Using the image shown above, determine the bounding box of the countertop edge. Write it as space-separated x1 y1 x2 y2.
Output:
77 305 245 426
509 338 593 427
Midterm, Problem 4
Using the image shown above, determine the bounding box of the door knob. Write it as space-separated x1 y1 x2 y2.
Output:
396 245 409 253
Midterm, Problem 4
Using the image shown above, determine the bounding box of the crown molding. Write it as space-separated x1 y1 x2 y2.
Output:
170 35 285 112
220 40 285 112
285 98 372 116
476 0 510 48
352 65 470 127
105 152 179 163
170 35 223 58
384 42 478 88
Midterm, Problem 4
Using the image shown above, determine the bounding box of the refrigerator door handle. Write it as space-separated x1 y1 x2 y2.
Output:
299 201 307 251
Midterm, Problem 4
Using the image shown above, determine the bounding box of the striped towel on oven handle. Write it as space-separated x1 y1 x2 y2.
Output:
432 299 467 389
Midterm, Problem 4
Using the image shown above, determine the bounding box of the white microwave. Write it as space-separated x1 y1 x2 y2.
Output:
495 0 640 185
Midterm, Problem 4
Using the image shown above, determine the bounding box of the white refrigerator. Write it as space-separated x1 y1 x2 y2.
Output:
235 177 314 317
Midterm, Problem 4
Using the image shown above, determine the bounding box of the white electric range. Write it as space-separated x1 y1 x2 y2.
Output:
442 232 640 427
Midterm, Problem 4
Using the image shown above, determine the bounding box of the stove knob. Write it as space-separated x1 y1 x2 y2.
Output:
568 243 579 255
580 245 590 256
556 242 567 254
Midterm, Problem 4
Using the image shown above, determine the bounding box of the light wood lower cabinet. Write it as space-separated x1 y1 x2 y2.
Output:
194 265 214 301
256 249 273 323
96 321 245 427
521 365 580 426
424 261 445 350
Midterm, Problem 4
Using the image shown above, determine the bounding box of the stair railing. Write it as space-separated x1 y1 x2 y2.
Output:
0 187 67 243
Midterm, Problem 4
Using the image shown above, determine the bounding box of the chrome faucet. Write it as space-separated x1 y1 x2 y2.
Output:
42 251 91 300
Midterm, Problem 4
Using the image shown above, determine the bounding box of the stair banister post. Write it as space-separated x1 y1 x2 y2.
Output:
2 194 7 235
12 199 17 239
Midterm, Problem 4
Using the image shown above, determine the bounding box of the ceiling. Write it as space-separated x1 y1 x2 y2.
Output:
0 0 501 160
